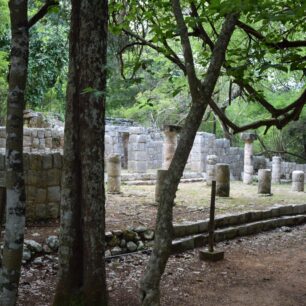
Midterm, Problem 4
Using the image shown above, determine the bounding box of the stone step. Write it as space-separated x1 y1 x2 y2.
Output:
124 178 205 186
173 204 306 238
171 214 306 254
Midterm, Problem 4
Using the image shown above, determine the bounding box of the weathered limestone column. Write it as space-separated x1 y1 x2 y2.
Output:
272 156 282 184
292 170 304 192
216 163 230 197
241 132 257 184
206 155 218 186
155 169 168 203
162 125 181 170
258 169 271 194
107 154 121 193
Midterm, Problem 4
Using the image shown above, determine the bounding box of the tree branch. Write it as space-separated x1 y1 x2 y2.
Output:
208 89 306 134
28 0 59 29
172 0 201 100
237 20 306 49
122 29 186 73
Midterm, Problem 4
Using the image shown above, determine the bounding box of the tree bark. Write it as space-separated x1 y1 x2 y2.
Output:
53 1 108 305
0 1 28 305
139 2 238 304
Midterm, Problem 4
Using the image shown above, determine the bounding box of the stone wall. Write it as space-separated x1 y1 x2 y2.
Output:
0 127 64 153
0 150 62 220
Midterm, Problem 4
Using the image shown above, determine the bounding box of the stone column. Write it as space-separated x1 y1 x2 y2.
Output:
292 170 304 192
258 169 271 194
162 125 181 170
107 154 121 193
216 163 230 197
155 169 168 203
272 156 282 184
206 155 218 186
241 132 257 184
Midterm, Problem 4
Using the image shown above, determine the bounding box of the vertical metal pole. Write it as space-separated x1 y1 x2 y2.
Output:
208 180 216 252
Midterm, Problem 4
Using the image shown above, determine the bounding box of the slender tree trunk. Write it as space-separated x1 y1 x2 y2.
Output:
0 1 28 305
139 2 238 304
53 1 108 305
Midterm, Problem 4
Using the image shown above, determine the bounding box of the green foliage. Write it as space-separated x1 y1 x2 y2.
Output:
26 5 69 110
0 0 9 123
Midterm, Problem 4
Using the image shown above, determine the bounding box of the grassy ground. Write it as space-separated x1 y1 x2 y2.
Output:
112 181 306 228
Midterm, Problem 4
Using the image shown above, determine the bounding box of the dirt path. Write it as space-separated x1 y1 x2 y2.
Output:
18 224 306 306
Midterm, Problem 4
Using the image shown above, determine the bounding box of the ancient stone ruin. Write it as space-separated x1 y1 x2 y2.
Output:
1 117 306 221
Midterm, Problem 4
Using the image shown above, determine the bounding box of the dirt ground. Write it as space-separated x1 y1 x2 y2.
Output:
18 224 306 306
18 181 306 305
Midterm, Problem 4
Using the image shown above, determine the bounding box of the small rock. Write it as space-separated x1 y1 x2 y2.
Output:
46 235 59 251
107 235 120 248
43 244 52 254
143 230 154 240
127 241 137 252
105 250 111 258
24 240 43 253
120 239 126 248
33 256 44 265
105 231 113 240
134 226 147 233
111 246 122 256
281 226 292 233
112 230 123 236
122 230 137 242
31 233 40 237
137 241 145 251
22 248 32 262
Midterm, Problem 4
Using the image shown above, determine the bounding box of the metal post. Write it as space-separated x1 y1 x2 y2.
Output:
208 180 216 253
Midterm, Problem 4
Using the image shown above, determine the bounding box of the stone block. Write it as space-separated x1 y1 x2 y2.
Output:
47 169 61 186
35 188 47 203
35 203 48 219
48 186 61 202
53 153 62 168
45 129 52 138
47 202 60 219
135 151 147 161
26 186 37 201
32 138 39 148
23 136 32 147
0 128 6 138
0 139 6 148
43 155 53 169
0 154 5 170
30 154 42 170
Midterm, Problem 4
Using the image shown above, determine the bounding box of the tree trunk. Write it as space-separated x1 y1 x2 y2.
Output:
53 1 108 305
0 1 28 305
139 2 238 304
0 187 6 229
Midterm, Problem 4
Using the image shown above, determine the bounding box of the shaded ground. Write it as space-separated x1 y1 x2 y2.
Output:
18 224 306 306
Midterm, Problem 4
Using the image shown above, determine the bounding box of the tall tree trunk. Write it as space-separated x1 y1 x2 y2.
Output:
139 2 238 304
0 1 28 305
53 1 108 305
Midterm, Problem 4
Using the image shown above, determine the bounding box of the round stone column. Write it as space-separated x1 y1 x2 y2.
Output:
206 155 218 186
162 125 182 170
241 132 257 184
258 169 271 194
292 170 304 192
216 163 230 197
271 156 282 184
155 169 168 203
107 154 121 193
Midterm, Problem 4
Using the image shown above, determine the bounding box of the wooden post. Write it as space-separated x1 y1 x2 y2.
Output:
199 180 224 261
208 180 216 252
